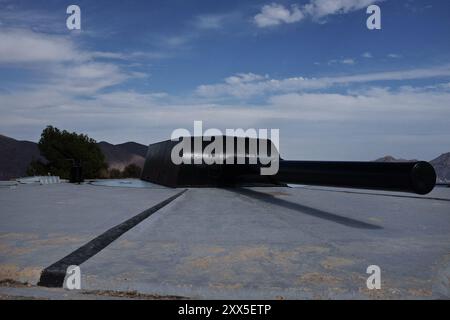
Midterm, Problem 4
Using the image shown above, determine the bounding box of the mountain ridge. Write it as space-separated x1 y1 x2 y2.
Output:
97 141 147 171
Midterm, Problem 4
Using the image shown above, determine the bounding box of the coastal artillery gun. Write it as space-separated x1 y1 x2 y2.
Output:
141 136 436 195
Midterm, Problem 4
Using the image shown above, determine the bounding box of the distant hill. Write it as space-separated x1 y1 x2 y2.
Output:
114 142 148 158
0 134 148 180
97 141 147 171
375 154 449 183
430 153 450 183
0 135 45 180
375 155 418 162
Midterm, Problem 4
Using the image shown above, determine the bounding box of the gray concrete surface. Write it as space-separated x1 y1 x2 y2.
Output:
0 182 177 284
1 182 449 299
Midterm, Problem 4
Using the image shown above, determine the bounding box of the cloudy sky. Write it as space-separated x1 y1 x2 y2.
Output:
0 0 449 161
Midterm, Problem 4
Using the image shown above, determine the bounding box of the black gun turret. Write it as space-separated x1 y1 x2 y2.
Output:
141 136 436 195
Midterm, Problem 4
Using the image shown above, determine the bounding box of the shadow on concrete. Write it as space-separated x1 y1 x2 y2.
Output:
299 186 450 202
229 188 382 230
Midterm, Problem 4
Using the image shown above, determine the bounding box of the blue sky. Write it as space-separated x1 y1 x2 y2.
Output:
1 0 450 160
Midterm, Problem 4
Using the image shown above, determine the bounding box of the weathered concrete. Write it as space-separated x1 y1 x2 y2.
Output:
81 186 450 299
1 182 449 299
0 182 177 284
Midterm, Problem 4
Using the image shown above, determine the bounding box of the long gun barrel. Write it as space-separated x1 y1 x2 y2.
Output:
275 160 435 195
141 136 436 195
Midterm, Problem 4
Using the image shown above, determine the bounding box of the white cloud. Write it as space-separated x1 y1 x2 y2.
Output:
48 63 139 95
266 88 450 121
304 0 383 19
224 73 268 84
3 83 449 128
196 65 450 98
362 52 373 58
0 28 164 65
254 0 384 28
194 14 230 30
388 53 402 59
0 29 82 63
0 28 149 99
254 3 304 27
341 58 355 65
163 35 192 48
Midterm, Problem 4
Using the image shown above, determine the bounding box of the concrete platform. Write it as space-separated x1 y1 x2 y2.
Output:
0 183 177 284
1 182 449 299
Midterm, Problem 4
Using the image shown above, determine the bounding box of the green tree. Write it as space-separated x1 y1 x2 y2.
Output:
26 159 48 176
28 126 107 179
108 168 122 179
122 164 142 178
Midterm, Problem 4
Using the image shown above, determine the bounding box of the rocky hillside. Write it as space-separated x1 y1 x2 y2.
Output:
430 153 450 183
